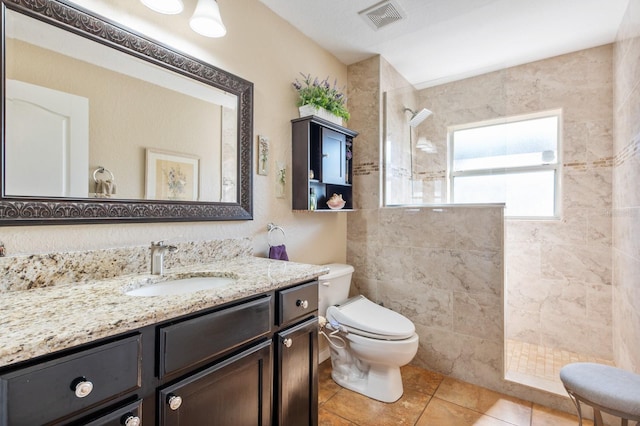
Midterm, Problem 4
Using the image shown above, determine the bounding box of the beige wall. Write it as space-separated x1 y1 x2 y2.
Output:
416 46 615 360
0 0 349 265
613 0 640 372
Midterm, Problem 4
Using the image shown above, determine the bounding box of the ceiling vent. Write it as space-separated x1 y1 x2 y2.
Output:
358 0 406 31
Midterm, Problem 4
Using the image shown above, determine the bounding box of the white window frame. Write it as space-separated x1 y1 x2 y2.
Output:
448 109 562 220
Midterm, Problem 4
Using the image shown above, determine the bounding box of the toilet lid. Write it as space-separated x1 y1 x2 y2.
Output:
327 296 415 340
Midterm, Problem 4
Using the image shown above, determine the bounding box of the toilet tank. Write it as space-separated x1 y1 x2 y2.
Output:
318 263 354 316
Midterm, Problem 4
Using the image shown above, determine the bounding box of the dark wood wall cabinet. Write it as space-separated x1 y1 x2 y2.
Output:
0 280 319 426
292 116 358 211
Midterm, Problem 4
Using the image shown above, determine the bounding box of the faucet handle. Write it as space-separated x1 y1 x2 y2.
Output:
151 241 178 252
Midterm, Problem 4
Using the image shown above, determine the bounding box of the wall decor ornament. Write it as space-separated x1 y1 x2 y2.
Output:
275 161 286 198
258 135 269 175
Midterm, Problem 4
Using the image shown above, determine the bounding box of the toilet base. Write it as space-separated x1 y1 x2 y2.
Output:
331 362 404 403
329 344 404 403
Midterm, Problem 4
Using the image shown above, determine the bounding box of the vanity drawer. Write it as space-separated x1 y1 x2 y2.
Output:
82 398 142 426
0 334 141 426
277 280 318 325
159 295 272 378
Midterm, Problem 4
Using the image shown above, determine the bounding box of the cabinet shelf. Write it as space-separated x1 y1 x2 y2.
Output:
291 116 358 212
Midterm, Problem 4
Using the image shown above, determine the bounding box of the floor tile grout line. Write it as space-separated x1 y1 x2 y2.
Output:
411 375 445 425
412 393 434 426
429 375 535 426
428 395 526 426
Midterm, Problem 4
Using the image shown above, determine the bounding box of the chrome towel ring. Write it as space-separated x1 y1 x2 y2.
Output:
267 223 286 247
93 166 114 183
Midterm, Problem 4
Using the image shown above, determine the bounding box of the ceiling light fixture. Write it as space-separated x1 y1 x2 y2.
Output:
140 0 184 15
190 0 227 38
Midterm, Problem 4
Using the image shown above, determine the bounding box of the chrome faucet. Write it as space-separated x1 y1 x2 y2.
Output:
150 241 178 275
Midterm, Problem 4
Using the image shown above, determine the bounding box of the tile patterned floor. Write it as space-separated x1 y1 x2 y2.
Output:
319 360 593 426
505 339 615 394
506 339 614 380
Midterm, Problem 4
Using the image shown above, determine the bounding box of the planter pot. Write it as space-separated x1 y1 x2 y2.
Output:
298 104 342 126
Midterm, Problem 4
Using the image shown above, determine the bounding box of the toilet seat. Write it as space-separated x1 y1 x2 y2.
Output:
326 295 415 340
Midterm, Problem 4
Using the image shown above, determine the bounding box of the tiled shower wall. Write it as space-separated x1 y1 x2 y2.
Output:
348 57 507 391
613 0 640 373
415 45 615 360
348 206 506 391
347 53 612 413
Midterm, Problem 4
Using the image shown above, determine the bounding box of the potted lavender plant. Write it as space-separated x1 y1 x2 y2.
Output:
292 73 350 125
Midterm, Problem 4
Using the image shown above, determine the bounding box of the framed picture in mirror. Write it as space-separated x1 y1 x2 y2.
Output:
145 149 200 201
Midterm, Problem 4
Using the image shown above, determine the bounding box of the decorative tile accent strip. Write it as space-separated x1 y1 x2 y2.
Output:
564 157 614 170
614 135 639 166
415 170 447 180
0 238 252 293
387 165 411 179
354 162 379 176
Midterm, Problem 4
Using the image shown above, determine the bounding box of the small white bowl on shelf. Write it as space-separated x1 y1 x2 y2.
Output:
327 201 346 210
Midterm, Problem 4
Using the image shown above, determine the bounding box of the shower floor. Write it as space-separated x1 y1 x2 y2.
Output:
505 339 615 394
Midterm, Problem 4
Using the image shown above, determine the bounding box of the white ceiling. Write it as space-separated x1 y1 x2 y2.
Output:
259 0 629 89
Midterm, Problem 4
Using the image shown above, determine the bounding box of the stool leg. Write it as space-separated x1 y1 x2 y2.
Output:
566 391 584 426
621 419 628 426
593 408 604 426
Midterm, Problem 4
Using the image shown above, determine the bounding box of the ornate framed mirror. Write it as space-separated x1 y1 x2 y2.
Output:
0 0 253 225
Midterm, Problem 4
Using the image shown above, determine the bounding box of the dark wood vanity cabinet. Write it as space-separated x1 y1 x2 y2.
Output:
158 296 272 379
274 281 319 426
0 334 142 426
159 340 273 426
156 295 273 425
292 116 358 211
0 280 319 426
275 319 318 426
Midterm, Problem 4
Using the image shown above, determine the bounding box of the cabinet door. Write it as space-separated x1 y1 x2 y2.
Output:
159 340 272 426
321 128 346 184
275 317 318 426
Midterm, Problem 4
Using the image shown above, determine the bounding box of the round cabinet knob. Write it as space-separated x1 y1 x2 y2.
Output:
167 394 183 411
122 415 141 426
296 299 309 309
283 338 293 348
72 378 94 398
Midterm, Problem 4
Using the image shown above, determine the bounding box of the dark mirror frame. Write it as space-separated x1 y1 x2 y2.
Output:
0 0 253 225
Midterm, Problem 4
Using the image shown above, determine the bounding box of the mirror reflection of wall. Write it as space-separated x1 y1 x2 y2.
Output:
4 9 238 203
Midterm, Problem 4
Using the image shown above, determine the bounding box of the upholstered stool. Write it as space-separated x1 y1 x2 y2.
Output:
560 362 640 426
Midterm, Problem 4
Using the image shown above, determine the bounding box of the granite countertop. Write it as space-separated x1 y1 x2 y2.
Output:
0 256 328 368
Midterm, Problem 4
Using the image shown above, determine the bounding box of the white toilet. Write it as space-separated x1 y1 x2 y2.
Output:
318 263 419 403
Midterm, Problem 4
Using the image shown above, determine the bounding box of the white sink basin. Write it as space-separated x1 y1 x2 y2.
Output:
125 274 236 297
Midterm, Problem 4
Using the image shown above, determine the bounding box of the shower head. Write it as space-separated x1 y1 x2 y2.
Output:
404 107 432 128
